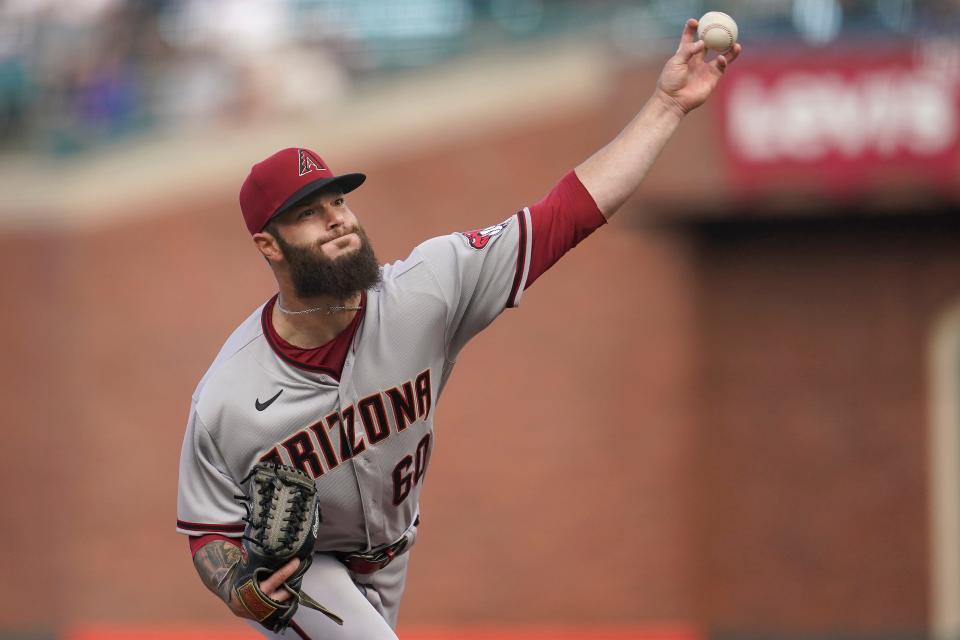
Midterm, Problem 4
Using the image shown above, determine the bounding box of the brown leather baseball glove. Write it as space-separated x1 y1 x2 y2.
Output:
232 462 343 632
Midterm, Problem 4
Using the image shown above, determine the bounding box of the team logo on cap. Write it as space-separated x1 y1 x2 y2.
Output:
459 220 509 250
298 149 326 176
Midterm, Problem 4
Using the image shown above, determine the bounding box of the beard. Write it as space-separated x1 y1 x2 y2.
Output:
275 226 382 301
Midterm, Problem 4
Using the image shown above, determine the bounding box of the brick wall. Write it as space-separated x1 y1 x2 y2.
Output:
694 214 960 635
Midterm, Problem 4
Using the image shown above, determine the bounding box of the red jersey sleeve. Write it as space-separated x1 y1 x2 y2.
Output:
189 533 241 557
526 170 606 288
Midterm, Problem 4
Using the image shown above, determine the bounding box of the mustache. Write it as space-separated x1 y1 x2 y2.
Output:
318 226 361 247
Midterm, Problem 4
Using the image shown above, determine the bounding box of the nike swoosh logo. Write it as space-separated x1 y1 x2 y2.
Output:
255 389 283 411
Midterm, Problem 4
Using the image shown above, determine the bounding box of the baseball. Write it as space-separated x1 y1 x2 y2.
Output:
697 11 738 54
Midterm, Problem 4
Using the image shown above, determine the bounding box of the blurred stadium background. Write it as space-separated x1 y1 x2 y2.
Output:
2 0 960 639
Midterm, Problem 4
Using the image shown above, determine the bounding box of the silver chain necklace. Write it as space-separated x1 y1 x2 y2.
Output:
277 300 361 316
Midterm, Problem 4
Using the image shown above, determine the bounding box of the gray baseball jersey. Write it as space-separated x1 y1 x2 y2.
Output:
177 211 532 555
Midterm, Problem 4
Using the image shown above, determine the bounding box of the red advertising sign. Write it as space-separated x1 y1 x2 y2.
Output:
714 47 960 195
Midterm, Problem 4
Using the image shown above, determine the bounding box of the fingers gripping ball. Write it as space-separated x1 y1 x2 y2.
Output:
697 11 738 54
234 462 344 631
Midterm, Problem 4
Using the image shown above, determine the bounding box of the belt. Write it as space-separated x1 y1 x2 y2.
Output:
336 515 419 575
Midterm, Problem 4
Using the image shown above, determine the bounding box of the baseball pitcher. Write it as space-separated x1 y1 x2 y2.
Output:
177 20 740 639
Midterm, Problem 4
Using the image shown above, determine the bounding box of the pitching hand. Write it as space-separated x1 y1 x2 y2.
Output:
655 18 741 116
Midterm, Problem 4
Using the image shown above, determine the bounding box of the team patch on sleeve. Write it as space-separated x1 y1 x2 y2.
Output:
458 219 510 250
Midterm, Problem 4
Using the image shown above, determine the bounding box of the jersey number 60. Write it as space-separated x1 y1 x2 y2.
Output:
392 434 431 505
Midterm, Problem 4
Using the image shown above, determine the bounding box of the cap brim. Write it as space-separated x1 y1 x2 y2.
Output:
270 173 367 224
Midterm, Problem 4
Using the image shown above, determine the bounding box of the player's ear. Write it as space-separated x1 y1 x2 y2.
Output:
253 231 284 263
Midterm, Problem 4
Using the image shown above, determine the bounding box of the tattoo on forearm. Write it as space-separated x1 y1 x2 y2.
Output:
193 540 249 617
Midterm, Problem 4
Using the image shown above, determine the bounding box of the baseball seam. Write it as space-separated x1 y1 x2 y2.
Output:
701 24 733 52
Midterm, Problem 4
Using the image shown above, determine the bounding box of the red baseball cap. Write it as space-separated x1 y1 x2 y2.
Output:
239 148 366 234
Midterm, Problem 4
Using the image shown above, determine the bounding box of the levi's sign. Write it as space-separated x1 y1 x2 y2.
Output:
715 48 960 193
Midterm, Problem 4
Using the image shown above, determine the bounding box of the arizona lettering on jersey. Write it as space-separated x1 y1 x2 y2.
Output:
257 368 432 484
